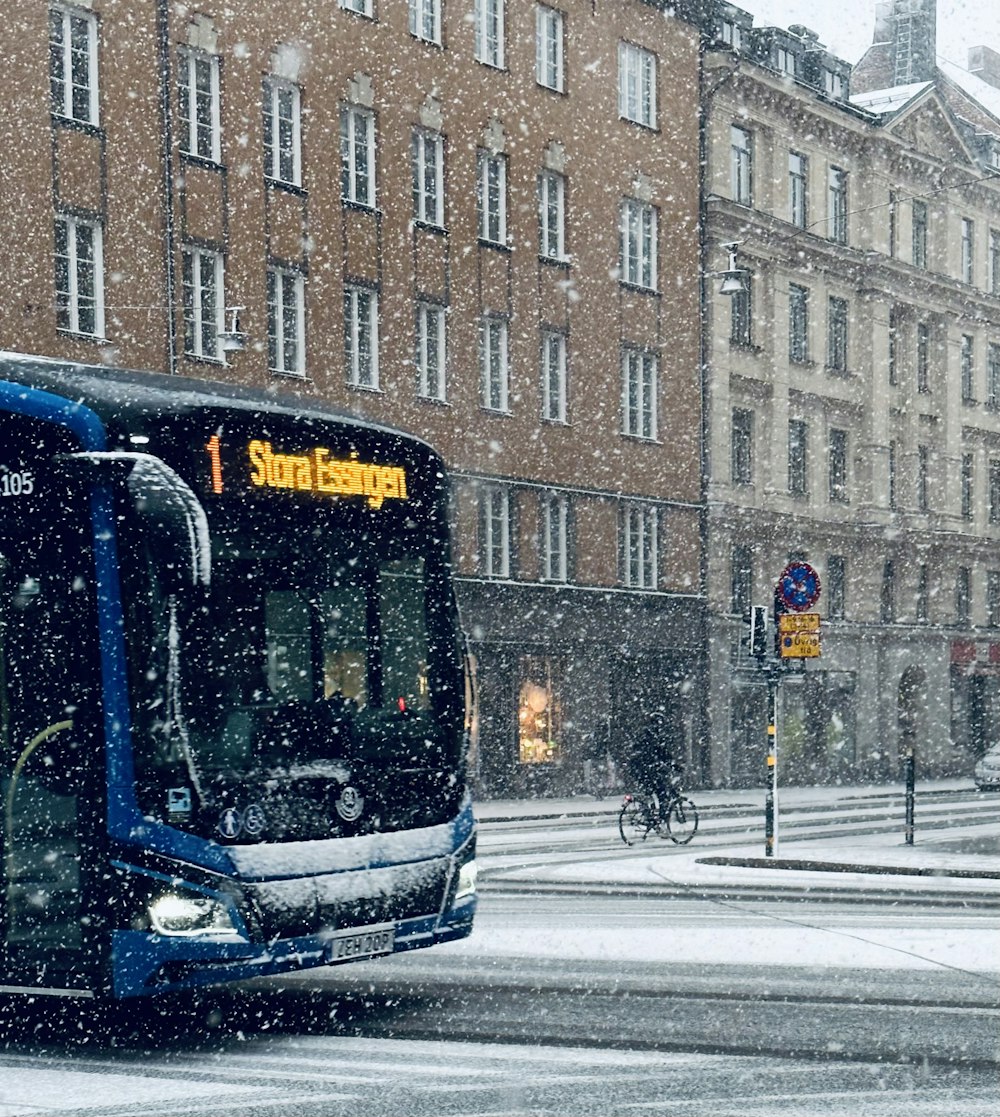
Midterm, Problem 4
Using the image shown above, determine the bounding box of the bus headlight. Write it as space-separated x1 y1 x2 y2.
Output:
148 891 238 937
455 859 477 901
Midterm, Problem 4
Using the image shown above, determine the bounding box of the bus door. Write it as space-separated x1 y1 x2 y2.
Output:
0 452 104 994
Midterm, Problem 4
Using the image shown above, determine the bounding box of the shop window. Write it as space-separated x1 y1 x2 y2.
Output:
518 659 562 765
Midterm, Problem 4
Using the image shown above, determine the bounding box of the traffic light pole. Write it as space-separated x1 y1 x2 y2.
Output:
764 663 779 858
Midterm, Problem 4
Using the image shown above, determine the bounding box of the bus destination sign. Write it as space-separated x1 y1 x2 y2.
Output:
205 435 409 509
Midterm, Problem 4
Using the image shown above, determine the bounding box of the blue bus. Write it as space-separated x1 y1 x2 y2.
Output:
0 352 476 1000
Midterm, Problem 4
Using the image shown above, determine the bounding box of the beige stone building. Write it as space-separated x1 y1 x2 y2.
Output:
1 0 708 797
704 0 1000 786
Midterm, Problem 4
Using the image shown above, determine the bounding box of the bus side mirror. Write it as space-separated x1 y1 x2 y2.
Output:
56 451 211 591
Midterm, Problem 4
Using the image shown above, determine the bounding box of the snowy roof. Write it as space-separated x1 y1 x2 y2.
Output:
849 80 932 115
937 54 1000 128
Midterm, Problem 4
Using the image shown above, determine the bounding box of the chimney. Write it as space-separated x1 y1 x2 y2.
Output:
969 45 1000 90
889 0 937 85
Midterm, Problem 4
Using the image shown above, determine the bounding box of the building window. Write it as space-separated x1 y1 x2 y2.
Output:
962 334 975 402
991 230 1000 296
412 128 445 227
916 322 930 393
344 283 379 389
916 563 929 623
49 4 99 124
409 0 441 43
956 567 971 626
541 328 567 423
621 505 658 590
788 419 808 495
730 274 752 347
518 658 562 765
266 267 305 376
788 151 807 229
730 545 753 615
415 300 447 402
730 125 753 206
828 428 848 503
988 571 1000 627
961 217 975 285
825 69 845 98
962 453 974 520
720 20 743 50
917 444 930 511
789 283 809 363
474 0 505 68
263 77 301 186
990 458 1000 524
619 198 657 290
731 407 754 485
538 169 566 261
827 555 845 619
536 4 564 92
54 213 103 337
477 149 507 245
880 560 895 623
480 487 511 578
827 167 848 244
912 199 928 268
774 46 796 76
340 0 373 14
988 343 1000 410
181 245 223 360
618 42 656 128
340 104 375 207
480 315 509 412
621 346 657 440
888 309 898 386
541 492 570 583
888 191 898 257
827 296 848 374
178 48 221 163
888 441 898 510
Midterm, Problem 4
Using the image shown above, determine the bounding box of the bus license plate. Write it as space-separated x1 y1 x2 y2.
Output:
327 926 395 963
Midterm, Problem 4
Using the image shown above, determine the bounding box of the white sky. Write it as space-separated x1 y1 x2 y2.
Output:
736 0 1000 68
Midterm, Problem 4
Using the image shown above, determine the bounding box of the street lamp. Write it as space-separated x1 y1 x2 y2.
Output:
218 306 247 354
713 242 748 296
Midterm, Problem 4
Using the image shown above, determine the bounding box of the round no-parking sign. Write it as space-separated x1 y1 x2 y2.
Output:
776 561 821 612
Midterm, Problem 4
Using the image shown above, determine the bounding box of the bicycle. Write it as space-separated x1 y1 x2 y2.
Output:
617 779 699 846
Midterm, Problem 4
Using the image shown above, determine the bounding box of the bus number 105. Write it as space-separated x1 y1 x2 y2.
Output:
0 469 35 498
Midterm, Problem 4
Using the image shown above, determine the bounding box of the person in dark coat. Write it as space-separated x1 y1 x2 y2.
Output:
626 708 680 805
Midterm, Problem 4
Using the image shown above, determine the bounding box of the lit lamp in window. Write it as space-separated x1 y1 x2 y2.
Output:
218 306 247 354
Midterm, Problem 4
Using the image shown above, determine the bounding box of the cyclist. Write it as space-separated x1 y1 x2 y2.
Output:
625 709 682 813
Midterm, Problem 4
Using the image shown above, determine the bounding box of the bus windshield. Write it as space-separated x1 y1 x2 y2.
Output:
120 489 464 843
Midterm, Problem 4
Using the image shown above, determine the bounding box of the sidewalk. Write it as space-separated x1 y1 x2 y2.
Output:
474 779 1000 901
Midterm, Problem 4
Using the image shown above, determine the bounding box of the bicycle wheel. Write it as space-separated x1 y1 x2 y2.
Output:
665 796 699 844
618 795 649 846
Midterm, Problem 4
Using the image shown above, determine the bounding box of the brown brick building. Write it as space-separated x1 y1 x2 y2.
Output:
1 0 709 796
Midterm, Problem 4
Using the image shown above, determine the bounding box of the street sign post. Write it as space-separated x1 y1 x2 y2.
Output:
778 611 821 659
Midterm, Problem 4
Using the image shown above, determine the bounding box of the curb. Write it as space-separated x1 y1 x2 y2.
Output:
697 855 1000 881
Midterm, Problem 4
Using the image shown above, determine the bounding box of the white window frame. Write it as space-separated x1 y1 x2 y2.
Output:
344 283 379 390
54 213 104 337
538 169 566 261
412 128 445 227
827 166 848 244
339 0 373 15
263 76 302 187
481 488 511 578
731 126 753 206
181 245 224 361
477 149 508 245
962 217 975 285
622 505 658 590
536 4 564 92
49 4 99 125
788 151 807 228
409 0 442 44
481 315 510 412
474 0 505 69
267 266 306 377
621 346 657 440
416 300 447 402
341 104 376 208
620 198 657 290
618 41 656 128
541 328 567 423
542 492 569 583
178 48 221 163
